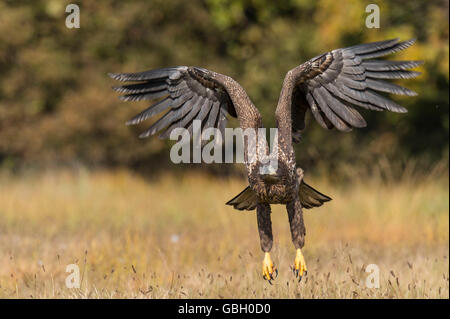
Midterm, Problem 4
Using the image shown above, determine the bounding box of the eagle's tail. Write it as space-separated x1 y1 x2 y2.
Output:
226 181 332 211
226 186 259 211
298 180 332 209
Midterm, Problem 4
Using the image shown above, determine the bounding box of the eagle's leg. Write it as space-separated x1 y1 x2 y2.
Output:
256 202 277 282
287 196 307 282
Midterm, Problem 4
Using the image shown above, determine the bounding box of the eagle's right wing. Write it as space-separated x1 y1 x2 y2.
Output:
109 66 262 141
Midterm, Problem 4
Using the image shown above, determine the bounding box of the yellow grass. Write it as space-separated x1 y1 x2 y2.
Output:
0 167 448 298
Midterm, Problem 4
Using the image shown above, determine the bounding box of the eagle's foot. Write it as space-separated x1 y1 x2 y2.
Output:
292 248 308 282
262 252 277 284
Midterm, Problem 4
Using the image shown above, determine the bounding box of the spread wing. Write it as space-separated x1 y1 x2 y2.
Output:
285 38 423 138
109 66 259 141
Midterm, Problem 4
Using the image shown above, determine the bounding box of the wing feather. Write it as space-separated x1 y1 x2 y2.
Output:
312 89 352 131
138 95 200 138
362 60 423 71
159 96 204 139
366 70 421 79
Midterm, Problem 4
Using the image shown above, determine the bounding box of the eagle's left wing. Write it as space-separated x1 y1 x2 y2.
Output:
280 38 422 139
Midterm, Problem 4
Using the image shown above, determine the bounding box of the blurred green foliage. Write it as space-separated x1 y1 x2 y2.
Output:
0 0 448 174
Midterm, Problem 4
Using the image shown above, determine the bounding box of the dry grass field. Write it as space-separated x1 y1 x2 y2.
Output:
0 166 448 299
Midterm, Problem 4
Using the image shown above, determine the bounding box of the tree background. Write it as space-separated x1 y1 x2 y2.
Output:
0 0 448 177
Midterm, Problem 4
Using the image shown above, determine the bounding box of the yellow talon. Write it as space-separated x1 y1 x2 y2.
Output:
293 248 308 281
262 252 277 282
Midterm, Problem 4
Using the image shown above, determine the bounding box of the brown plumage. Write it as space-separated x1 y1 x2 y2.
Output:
110 38 422 282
